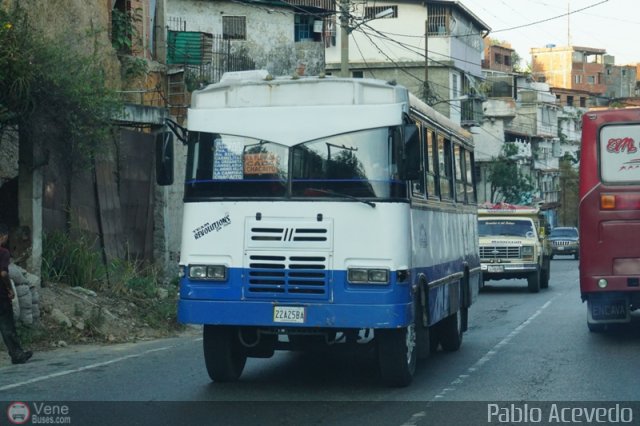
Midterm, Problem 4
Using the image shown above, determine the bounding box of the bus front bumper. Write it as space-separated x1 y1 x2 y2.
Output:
178 299 413 329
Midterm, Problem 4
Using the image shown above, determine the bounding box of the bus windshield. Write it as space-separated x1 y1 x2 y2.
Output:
184 127 407 200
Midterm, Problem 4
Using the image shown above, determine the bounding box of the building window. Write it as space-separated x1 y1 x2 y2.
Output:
504 55 511 66
223 16 246 40
588 75 595 84
427 4 450 35
352 70 363 78
580 97 586 107
494 53 502 64
294 15 312 41
622 69 627 76
567 96 574 106
364 5 398 19
294 14 323 42
574 75 582 84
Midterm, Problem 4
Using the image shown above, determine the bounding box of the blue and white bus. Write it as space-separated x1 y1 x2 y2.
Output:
156 70 481 387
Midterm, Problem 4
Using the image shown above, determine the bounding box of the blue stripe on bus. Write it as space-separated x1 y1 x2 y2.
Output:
178 256 480 329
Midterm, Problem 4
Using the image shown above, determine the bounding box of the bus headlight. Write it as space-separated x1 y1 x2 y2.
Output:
189 264 227 281
348 268 389 284
598 279 608 288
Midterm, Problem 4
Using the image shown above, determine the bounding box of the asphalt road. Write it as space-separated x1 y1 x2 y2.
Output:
2 257 640 425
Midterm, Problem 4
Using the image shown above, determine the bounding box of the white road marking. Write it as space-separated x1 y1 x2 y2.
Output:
432 294 560 400
401 293 561 426
0 346 171 392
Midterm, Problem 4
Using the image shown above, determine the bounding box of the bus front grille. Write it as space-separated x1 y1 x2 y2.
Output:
245 254 329 299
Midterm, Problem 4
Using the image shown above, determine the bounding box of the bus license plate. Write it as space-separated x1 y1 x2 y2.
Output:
591 300 627 320
488 265 504 273
273 306 306 324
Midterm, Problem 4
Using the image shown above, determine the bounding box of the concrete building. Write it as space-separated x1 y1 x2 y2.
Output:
317 0 491 127
483 42 515 74
166 0 325 80
531 45 607 95
603 58 637 100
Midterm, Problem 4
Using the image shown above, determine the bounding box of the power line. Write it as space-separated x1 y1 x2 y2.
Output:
490 0 609 33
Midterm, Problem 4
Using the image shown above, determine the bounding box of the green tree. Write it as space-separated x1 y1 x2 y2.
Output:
558 154 579 226
487 143 535 204
0 6 121 165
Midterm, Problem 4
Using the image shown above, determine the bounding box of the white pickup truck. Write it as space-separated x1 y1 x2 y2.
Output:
478 204 551 293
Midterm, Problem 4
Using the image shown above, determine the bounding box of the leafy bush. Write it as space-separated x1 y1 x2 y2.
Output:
42 231 106 289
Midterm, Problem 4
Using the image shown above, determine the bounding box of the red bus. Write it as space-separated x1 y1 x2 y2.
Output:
579 108 640 332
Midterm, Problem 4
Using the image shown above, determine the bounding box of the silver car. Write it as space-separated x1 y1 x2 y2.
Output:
549 227 579 259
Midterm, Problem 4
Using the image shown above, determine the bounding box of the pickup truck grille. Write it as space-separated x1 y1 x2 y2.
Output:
480 246 521 259
552 240 575 246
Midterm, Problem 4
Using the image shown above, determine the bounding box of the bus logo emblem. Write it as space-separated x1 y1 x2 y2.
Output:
607 137 638 154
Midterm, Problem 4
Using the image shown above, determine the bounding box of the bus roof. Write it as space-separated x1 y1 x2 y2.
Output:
191 70 410 109
187 71 410 145
408 93 473 144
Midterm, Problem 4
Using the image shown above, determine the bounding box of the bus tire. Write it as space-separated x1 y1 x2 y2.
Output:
203 325 247 382
377 326 416 387
439 309 464 352
528 269 541 293
414 287 431 360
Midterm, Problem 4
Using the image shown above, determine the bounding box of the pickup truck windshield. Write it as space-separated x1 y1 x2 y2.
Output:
478 219 536 238
184 128 407 200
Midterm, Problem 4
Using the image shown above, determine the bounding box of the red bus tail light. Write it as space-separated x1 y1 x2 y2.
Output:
600 193 640 210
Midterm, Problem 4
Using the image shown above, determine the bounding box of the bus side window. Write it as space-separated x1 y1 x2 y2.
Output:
411 121 426 198
454 144 465 203
426 128 438 198
464 149 476 203
438 135 453 199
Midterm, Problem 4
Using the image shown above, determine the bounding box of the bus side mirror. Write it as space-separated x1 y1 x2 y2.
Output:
156 131 174 186
401 122 421 180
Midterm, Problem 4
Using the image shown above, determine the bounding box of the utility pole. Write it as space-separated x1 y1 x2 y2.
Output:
567 0 572 46
339 0 350 77
424 18 429 100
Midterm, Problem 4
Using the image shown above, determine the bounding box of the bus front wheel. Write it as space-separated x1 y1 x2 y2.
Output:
203 325 247 382
377 325 416 387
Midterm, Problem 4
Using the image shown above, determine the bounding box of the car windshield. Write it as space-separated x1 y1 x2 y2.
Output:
184 128 407 200
478 219 535 238
550 228 578 238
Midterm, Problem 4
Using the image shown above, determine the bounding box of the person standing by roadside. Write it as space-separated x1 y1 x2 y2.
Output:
0 223 32 364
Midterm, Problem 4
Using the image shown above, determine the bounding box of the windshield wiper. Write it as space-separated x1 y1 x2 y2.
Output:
306 188 376 208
